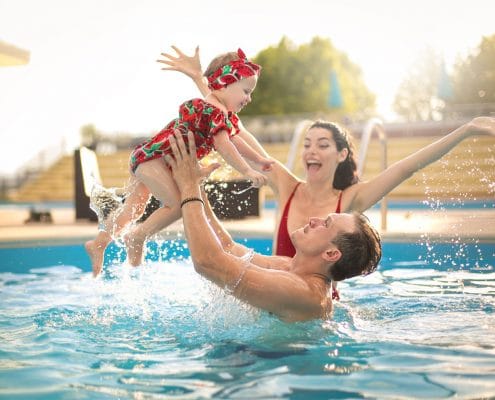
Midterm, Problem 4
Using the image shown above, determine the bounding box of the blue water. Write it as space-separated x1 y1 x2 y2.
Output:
1 240 495 399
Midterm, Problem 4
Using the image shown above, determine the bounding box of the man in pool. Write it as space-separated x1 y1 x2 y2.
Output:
164 131 382 322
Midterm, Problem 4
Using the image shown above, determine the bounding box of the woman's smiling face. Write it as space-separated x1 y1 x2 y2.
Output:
302 127 347 181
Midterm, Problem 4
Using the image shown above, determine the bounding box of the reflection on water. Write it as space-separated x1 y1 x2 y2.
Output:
1 253 495 399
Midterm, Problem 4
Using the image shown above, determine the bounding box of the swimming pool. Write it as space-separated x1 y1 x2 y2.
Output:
1 239 494 399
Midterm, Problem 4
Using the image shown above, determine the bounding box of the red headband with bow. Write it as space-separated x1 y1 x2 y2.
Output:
207 48 261 90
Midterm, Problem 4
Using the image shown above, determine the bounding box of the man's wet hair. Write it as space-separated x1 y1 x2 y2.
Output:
330 212 382 281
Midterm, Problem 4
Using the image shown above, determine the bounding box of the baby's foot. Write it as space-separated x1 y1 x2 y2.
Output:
124 233 145 267
85 240 106 277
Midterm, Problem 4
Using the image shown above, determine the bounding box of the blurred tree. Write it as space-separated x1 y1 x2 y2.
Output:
394 35 495 121
450 34 495 110
80 124 101 150
242 36 375 116
393 47 444 121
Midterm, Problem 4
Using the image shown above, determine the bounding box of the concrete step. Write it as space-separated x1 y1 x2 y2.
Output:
8 135 495 202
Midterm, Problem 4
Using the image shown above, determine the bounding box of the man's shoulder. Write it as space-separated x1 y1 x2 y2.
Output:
252 253 292 271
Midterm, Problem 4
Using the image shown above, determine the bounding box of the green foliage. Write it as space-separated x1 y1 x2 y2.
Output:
451 34 495 105
394 34 495 121
80 124 101 148
393 48 444 121
242 36 375 116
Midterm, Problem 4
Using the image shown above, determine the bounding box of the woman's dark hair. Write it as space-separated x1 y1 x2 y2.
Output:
329 213 382 281
309 121 358 190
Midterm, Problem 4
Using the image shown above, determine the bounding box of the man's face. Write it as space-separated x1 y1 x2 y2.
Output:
291 213 356 256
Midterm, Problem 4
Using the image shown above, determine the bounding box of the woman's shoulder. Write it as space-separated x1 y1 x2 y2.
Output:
271 165 302 199
340 181 364 211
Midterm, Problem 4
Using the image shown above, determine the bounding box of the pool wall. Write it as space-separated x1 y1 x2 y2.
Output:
1 239 493 274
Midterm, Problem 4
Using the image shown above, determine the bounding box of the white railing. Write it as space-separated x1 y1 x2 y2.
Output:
358 118 388 230
286 119 313 171
0 140 68 194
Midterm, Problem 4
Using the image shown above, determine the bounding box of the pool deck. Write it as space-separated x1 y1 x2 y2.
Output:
0 204 494 246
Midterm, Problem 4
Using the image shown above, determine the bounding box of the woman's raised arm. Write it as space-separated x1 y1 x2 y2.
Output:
348 117 495 212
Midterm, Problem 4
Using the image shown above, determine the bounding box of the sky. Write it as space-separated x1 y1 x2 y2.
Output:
1 0 494 176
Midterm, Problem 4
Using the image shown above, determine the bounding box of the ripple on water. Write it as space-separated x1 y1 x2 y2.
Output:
1 257 495 399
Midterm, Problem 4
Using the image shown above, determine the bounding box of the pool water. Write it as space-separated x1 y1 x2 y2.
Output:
1 240 494 399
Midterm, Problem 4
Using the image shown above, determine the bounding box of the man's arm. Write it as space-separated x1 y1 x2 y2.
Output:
166 132 325 321
201 187 291 271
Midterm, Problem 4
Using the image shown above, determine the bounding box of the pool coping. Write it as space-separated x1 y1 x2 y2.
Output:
1 207 494 248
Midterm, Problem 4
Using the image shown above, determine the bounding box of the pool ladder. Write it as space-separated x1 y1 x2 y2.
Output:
358 118 388 230
286 118 389 230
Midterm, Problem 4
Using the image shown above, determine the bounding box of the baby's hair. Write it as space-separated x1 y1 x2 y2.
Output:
203 52 240 77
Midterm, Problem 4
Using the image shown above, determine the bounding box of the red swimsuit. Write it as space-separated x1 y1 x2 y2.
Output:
275 183 343 257
129 98 240 173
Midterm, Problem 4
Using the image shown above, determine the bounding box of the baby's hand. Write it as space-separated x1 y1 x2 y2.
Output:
245 169 268 188
157 45 202 80
257 156 275 172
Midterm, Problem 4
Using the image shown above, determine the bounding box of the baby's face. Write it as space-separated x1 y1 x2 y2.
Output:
222 75 257 112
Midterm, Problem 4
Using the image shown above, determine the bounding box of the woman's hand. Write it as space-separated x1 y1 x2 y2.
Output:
157 45 203 81
466 116 495 136
256 156 275 172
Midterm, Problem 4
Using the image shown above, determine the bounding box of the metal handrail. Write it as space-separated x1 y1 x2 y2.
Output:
358 118 388 230
285 119 313 171
1 141 67 192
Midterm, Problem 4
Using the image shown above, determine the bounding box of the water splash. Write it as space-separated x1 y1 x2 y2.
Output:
89 183 123 222
418 150 494 271
2 246 495 399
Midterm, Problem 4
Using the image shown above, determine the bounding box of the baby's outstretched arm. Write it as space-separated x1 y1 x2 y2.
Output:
231 136 274 171
213 131 268 188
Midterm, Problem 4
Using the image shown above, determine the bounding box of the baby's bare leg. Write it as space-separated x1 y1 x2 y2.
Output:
86 177 150 276
111 178 150 237
125 206 181 266
126 159 181 266
85 230 112 277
